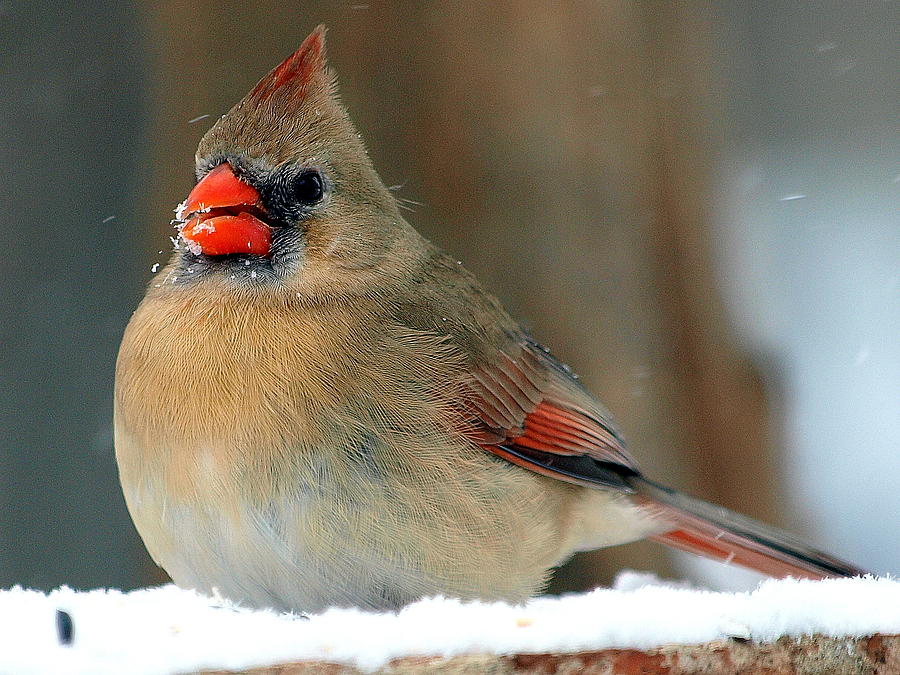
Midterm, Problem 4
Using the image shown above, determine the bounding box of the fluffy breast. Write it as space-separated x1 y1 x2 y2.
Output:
113 285 583 612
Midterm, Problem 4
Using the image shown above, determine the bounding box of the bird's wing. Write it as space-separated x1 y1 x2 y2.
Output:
459 336 641 491
456 336 866 579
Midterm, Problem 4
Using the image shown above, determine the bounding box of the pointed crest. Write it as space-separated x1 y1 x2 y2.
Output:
248 25 327 103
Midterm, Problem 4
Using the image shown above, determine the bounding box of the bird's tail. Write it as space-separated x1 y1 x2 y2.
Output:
631 477 866 579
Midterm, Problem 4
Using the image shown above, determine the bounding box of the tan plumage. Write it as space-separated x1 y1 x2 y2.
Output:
115 26 862 614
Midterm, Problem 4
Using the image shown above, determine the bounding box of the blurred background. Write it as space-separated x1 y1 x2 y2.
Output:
1 1 897 594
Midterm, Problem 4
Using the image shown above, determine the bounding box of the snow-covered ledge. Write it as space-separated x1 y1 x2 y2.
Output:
2 574 898 674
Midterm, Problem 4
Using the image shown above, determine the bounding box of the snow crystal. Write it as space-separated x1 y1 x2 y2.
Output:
182 237 203 256
189 221 215 235
834 58 856 75
173 200 188 221
0 575 897 675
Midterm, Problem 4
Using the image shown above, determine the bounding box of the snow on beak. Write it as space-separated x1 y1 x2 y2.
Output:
177 163 271 256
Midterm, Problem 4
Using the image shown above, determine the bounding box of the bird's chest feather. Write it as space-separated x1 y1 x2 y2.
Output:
113 286 488 607
121 442 412 613
113 289 383 600
116 288 395 493
114 285 578 612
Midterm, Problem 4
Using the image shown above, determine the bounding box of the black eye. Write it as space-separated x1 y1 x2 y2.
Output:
292 170 324 205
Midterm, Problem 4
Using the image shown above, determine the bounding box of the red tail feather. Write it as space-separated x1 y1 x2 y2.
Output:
651 527 830 579
634 479 866 579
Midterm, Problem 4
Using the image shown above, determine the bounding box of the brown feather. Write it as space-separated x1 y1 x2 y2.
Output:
115 26 864 615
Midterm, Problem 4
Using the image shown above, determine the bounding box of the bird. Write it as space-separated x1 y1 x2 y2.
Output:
114 25 864 615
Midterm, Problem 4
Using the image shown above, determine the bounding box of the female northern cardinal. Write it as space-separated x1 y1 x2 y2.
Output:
115 26 863 614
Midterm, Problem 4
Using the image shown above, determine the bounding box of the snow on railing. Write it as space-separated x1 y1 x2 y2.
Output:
1 574 898 674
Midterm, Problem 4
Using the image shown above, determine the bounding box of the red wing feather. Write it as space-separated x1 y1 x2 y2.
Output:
460 339 865 579
463 339 639 482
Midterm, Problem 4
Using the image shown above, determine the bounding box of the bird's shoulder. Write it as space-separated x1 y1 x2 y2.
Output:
383 247 638 485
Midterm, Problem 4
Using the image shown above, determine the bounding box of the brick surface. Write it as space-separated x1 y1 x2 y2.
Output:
200 634 900 675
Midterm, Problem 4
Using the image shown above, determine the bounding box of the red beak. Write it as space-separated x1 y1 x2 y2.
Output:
178 163 272 256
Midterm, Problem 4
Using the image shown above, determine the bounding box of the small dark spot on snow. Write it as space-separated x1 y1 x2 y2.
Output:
56 609 73 646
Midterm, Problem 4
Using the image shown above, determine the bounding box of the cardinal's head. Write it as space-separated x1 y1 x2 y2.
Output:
170 26 421 299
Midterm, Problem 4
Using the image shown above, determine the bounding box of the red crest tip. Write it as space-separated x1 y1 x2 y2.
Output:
249 25 327 103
